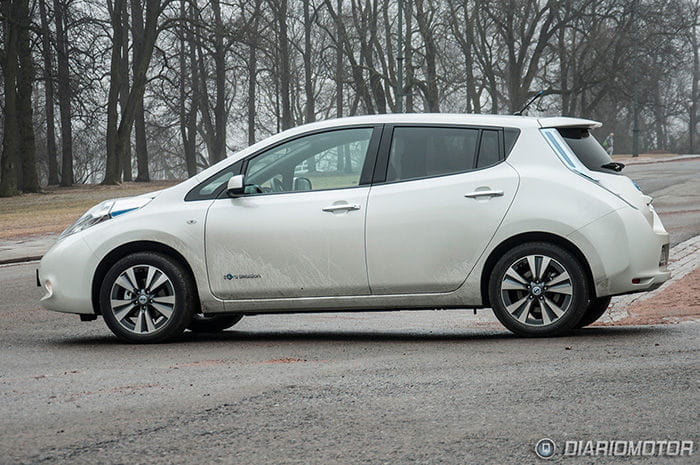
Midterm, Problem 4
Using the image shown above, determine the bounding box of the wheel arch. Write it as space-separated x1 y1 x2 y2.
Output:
479 231 595 307
91 241 200 315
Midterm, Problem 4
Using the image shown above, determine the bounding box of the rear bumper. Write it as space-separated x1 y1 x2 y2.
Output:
568 206 671 297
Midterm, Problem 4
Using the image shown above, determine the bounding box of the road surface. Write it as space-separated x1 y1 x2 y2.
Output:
625 158 700 246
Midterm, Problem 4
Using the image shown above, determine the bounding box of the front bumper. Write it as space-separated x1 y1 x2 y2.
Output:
569 206 671 297
38 234 97 315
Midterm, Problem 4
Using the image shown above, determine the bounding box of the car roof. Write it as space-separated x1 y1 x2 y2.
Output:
289 113 602 132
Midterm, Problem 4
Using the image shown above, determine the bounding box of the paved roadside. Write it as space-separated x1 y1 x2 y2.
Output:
613 153 700 165
0 234 57 264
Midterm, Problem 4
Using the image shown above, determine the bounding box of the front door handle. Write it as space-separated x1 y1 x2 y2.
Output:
464 190 504 198
322 203 361 212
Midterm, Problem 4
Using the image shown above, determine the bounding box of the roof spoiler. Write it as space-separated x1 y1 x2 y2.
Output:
538 117 602 129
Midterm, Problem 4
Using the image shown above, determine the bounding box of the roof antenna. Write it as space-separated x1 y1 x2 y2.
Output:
514 90 545 116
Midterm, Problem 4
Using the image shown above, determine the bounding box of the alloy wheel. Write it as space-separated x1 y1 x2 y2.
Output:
499 254 573 326
109 265 176 334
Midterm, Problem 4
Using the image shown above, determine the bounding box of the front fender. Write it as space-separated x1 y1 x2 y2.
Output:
81 199 223 311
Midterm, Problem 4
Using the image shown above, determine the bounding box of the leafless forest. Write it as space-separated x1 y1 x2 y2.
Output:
0 0 698 196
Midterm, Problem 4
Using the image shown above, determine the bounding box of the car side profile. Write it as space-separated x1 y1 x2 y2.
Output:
38 114 671 342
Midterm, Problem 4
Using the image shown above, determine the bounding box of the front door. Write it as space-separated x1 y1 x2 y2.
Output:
205 126 380 299
365 126 519 294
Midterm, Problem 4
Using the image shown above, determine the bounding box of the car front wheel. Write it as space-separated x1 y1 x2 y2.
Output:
488 242 589 337
100 252 196 343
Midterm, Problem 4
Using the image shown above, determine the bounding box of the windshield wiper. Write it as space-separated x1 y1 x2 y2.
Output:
601 162 625 172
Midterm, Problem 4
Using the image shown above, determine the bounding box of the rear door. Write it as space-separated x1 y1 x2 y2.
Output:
365 125 519 294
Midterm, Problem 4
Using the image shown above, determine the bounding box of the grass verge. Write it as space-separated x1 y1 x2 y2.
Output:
0 181 178 241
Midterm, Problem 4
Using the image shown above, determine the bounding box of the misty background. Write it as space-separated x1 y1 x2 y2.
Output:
0 0 698 196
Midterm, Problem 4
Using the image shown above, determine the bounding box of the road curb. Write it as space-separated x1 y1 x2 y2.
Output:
0 255 43 266
619 155 700 166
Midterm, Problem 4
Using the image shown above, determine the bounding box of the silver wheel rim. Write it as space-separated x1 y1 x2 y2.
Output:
500 254 573 327
109 265 176 334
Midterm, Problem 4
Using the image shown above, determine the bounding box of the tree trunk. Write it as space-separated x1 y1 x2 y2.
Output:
131 0 149 181
404 0 414 113
104 0 125 185
246 40 257 145
196 43 216 161
335 0 343 118
247 0 261 145
179 0 197 177
415 0 439 112
278 0 292 130
16 0 39 192
119 0 132 182
53 0 73 186
210 0 227 162
39 0 59 185
367 0 387 114
303 0 315 124
0 0 20 197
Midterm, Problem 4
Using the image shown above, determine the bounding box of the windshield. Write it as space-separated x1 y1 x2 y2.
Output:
557 128 616 174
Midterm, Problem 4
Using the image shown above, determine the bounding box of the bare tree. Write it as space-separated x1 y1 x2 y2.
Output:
1 0 20 196
131 0 150 181
39 0 60 185
53 0 73 186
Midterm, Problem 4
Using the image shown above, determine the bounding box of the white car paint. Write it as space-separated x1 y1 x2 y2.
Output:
38 113 670 332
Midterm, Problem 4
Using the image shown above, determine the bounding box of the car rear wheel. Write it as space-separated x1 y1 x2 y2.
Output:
575 296 613 328
100 252 196 343
488 242 589 337
188 314 243 333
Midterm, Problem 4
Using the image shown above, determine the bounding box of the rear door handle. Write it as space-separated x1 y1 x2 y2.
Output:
322 203 361 212
464 190 504 198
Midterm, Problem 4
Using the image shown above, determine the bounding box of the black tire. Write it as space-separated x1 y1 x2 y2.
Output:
488 242 589 337
188 314 243 333
575 296 613 328
100 252 196 343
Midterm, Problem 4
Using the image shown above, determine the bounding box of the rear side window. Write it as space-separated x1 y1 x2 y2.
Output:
386 127 479 182
557 128 615 173
477 130 500 168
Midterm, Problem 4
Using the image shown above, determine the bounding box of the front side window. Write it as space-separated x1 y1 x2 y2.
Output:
185 161 242 201
244 127 373 194
386 127 480 182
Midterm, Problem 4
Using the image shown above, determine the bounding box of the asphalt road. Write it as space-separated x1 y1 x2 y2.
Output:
625 158 700 246
1 159 698 464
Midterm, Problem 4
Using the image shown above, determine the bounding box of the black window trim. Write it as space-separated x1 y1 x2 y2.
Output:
372 123 511 185
184 124 383 201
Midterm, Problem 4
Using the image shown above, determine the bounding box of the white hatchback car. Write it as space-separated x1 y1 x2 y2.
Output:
39 114 670 342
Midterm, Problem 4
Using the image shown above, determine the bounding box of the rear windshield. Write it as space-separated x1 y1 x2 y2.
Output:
557 128 615 173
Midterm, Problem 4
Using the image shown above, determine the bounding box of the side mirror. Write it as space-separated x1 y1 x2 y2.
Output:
293 177 312 191
226 174 245 197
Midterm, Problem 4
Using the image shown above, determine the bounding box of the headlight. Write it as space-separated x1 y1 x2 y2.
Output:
59 195 153 239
